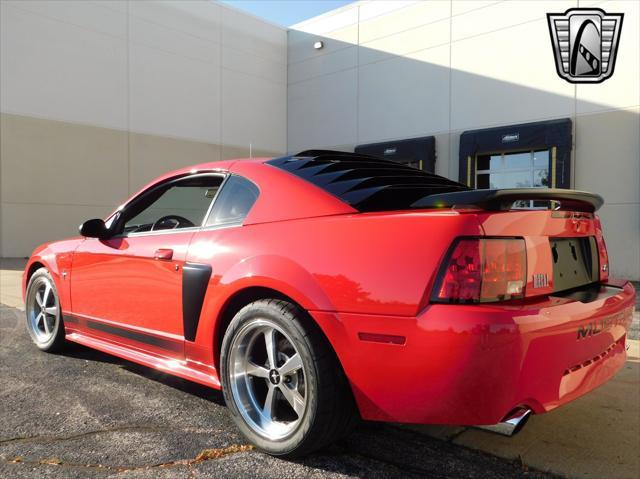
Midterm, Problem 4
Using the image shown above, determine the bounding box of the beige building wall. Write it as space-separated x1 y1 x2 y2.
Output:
0 0 287 257
1 0 638 279
288 0 640 280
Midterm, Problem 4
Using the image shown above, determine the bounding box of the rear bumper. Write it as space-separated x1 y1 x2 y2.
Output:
311 280 636 425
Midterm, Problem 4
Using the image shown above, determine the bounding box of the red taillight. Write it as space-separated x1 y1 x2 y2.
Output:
436 239 482 302
433 238 527 303
594 215 609 282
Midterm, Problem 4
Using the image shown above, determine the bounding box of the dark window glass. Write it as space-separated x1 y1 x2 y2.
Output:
477 155 490 171
477 155 501 171
123 175 222 234
477 173 490 189
205 175 259 227
477 173 501 189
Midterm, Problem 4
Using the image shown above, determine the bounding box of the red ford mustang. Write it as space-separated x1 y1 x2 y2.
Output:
23 150 635 456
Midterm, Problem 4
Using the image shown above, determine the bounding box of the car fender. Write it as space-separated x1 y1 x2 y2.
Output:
23 239 83 311
196 254 336 348
23 249 66 308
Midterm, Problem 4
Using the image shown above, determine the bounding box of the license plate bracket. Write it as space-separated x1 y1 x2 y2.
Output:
550 237 598 292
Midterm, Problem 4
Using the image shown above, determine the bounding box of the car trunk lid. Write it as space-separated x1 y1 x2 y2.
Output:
473 209 607 298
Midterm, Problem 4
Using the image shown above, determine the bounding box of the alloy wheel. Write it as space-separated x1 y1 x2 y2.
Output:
27 277 60 343
228 319 307 440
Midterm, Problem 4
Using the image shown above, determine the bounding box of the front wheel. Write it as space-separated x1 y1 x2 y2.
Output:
220 299 356 457
25 268 65 352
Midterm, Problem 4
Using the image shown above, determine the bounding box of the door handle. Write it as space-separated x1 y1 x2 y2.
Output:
153 248 174 261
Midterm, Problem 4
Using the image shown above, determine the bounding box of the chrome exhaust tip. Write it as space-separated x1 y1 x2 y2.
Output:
476 407 532 437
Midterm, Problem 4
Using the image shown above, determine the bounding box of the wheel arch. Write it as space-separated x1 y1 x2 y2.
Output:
25 261 46 284
23 258 56 301
200 254 336 366
23 245 75 309
211 285 348 393
213 286 292 370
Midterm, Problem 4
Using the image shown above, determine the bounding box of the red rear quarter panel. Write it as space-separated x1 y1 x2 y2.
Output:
192 211 483 311
188 210 483 369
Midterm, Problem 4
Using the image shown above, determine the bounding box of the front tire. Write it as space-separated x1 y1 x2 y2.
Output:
220 299 356 457
25 268 65 352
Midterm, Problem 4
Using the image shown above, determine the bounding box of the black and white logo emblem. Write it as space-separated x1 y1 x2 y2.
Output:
547 8 623 83
268 369 280 385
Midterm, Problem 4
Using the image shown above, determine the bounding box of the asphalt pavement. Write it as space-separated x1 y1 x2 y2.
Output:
0 304 554 479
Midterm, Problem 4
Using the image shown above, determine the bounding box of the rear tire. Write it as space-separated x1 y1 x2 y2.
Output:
220 299 356 457
25 268 65 352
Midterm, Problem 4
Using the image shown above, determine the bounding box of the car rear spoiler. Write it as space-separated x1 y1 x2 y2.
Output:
413 188 604 212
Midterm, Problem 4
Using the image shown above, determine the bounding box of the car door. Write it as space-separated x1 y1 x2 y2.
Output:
70 173 225 358
181 174 260 364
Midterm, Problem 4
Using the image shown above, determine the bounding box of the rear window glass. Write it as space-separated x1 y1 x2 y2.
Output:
268 153 468 212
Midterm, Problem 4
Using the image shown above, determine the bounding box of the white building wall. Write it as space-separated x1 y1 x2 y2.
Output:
0 0 287 257
288 0 640 280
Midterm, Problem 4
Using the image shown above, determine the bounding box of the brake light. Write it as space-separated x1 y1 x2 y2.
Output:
594 215 609 282
433 238 526 303
435 239 482 302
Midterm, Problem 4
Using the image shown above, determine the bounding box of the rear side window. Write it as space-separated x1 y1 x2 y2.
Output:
205 175 259 227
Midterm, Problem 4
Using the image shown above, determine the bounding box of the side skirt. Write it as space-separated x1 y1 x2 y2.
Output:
64 314 183 354
65 331 221 389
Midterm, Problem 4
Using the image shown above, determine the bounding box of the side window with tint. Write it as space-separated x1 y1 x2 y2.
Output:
205 175 259 227
122 175 223 234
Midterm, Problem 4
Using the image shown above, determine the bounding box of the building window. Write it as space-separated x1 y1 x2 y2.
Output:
476 150 549 189
459 119 571 189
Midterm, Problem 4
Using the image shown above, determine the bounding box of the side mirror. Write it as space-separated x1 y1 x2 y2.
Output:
79 219 109 239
